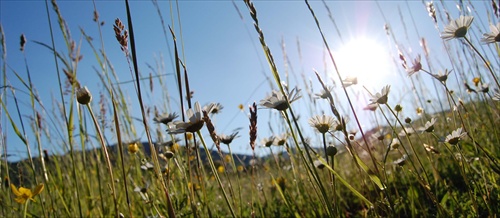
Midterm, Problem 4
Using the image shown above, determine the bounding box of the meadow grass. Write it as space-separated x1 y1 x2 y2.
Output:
1 0 500 217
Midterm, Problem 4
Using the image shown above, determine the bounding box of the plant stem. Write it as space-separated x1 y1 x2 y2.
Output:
85 104 118 216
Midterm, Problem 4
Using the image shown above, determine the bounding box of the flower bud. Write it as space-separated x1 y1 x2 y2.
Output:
326 146 338 156
394 104 403 112
405 117 412 124
76 86 92 105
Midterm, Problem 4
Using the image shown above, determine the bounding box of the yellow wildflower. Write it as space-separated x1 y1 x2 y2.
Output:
217 166 225 173
473 77 480 86
170 143 180 153
186 133 193 141
416 107 424 116
273 177 286 192
224 155 232 163
188 155 196 162
238 104 244 111
188 182 200 190
237 165 244 172
128 142 139 154
11 184 44 204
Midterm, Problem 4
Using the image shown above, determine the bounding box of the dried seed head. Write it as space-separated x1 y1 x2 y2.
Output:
203 110 220 152
493 0 499 18
113 18 128 52
20 34 26 52
63 68 80 89
76 86 92 105
36 111 43 129
399 51 407 69
93 10 99 22
149 72 153 93
427 2 437 25
249 102 258 150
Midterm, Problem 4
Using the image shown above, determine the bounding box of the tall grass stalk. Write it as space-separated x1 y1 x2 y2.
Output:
111 97 132 217
83 99 118 216
123 0 175 217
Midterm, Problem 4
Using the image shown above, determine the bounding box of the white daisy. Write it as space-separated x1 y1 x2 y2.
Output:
363 102 378 111
275 134 288 146
493 90 500 101
478 83 489 93
261 136 276 147
342 76 358 88
369 85 391 105
432 69 453 83
398 128 415 137
393 154 408 166
166 102 204 134
389 138 401 150
372 128 388 141
423 143 439 154
440 16 474 40
419 117 437 133
314 159 325 169
153 112 178 125
203 102 224 115
314 85 334 99
260 87 301 111
219 132 239 145
481 23 500 43
445 127 467 145
308 114 337 134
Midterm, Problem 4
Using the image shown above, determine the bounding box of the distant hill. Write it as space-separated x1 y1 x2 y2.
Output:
3 141 257 186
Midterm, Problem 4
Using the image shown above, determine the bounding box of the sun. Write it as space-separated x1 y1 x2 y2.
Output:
332 37 393 88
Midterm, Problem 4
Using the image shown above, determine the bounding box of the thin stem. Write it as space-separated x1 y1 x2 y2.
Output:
322 133 328 164
85 104 118 216
196 131 236 217
124 1 175 216
23 201 29 218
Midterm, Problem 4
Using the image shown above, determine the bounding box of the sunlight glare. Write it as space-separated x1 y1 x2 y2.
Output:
332 38 393 88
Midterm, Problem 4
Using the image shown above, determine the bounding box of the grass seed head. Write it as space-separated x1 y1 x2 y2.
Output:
20 34 26 51
249 102 257 150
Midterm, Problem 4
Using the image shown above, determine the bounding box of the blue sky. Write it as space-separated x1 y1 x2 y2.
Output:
1 0 497 161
